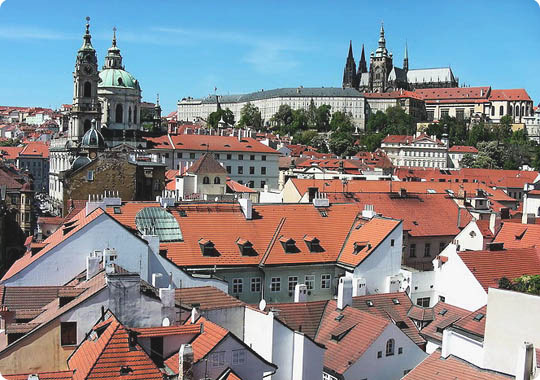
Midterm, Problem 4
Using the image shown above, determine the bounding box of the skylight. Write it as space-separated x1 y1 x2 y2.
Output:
366 300 374 307
135 207 183 242
438 309 448 316
391 298 400 305
473 313 484 321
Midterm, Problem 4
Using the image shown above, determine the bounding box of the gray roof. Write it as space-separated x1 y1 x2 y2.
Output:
407 67 455 84
388 67 407 83
198 87 364 104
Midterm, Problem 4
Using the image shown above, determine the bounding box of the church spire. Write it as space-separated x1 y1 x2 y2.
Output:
358 44 367 74
79 16 95 52
403 42 409 72
342 40 357 88
103 27 123 69
347 40 354 59
376 21 388 57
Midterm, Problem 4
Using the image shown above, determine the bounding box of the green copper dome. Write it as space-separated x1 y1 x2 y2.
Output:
99 69 139 90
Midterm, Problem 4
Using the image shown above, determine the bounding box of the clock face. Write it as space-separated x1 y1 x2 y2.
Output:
84 65 93 75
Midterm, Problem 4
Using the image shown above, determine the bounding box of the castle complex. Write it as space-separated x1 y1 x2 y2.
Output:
343 23 459 93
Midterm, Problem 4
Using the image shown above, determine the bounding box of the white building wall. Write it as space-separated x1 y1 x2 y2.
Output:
292 332 324 380
441 328 484 368
343 324 427 380
453 221 484 251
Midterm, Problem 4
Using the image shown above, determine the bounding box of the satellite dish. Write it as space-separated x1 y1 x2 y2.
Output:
162 317 170 327
258 299 267 311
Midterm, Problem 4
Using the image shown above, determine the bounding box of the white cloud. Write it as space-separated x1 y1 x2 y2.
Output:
535 0 540 7
0 0 6 8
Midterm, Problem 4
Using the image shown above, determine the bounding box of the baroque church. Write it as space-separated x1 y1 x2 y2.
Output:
343 23 459 93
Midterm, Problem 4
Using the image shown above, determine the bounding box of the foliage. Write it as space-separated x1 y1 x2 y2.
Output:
366 106 415 136
207 108 234 129
499 275 540 295
328 112 357 156
271 104 294 131
310 135 329 153
330 111 355 133
0 138 19 147
238 102 263 130
292 130 318 146
140 107 155 123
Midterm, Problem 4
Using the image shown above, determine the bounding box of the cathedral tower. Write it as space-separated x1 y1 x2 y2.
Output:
342 41 358 88
403 42 409 72
70 17 101 139
369 23 394 93
358 44 368 74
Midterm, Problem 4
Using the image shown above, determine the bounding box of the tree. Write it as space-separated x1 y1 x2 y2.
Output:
493 115 513 144
366 111 387 134
238 102 262 130
310 135 329 153
271 104 294 131
385 106 415 135
498 275 540 295
460 153 476 168
207 108 234 129
330 111 354 133
290 109 309 132
356 133 384 152
314 104 332 132
468 122 491 146
293 130 318 146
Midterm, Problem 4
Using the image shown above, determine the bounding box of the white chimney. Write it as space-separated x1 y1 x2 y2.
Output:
178 344 194 380
515 342 535 380
352 277 367 297
152 273 163 288
191 306 200 324
337 277 353 310
103 248 117 274
362 204 376 219
86 251 101 281
294 283 307 302
239 197 252 220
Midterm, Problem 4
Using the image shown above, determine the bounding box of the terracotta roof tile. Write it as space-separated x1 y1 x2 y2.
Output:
489 89 531 101
186 152 227 175
493 222 540 249
264 300 328 339
169 134 279 154
0 285 82 311
19 141 49 158
403 349 512 379
476 220 495 239
2 370 73 380
226 178 257 193
132 324 201 338
175 286 245 311
449 145 478 153
415 86 491 101
453 305 488 338
419 302 471 344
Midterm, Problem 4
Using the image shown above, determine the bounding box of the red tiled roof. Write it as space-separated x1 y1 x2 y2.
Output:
403 349 512 379
453 305 487 338
363 90 424 100
415 87 491 102
217 368 243 380
226 178 257 193
382 135 412 144
3 370 73 380
144 135 173 149
37 216 64 225
132 324 201 338
0 146 24 161
459 247 540 291
186 152 227 175
169 134 279 154
476 220 494 239
0 165 23 189
0 285 82 311
175 286 245 311
68 314 163 380
18 141 49 158
493 222 540 249
449 145 478 153
264 300 328 339
315 300 389 375
489 89 531 102
419 302 470 344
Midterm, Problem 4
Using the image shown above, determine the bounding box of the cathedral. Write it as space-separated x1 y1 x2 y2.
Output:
342 23 459 93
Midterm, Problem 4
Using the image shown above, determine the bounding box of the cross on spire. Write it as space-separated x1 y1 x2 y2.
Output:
112 26 117 47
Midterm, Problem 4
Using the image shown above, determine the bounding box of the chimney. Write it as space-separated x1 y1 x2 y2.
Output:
103 248 118 274
362 204 376 219
106 273 142 327
294 283 307 302
515 342 535 380
178 344 194 380
86 251 101 281
160 286 177 325
337 277 353 310
239 197 252 220
489 213 502 235
143 234 160 258
352 277 367 297
190 304 201 324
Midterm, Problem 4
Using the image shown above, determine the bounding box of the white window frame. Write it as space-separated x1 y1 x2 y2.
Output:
232 278 243 294
270 277 281 292
321 274 331 289
251 277 261 293
232 349 246 365
288 276 298 292
211 351 225 367
305 275 315 290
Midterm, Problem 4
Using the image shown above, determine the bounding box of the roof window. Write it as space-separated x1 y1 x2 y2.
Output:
473 313 484 321
366 300 374 307
280 237 297 254
236 238 256 256
335 314 344 322
199 238 218 256
135 207 183 242
438 309 448 316
113 206 122 214
354 242 370 255
391 298 400 305
304 235 323 253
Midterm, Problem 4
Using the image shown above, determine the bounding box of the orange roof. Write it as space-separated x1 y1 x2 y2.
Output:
18 141 49 158
493 222 540 249
489 89 531 101
1 208 105 282
132 324 201 338
186 152 227 175
0 146 24 161
459 247 540 291
418 302 471 344
175 286 245 311
315 300 389 375
453 305 487 338
476 219 494 239
403 349 512 380
169 134 279 154
3 371 73 380
68 314 163 380
448 145 478 153
144 135 173 149
226 178 257 193
363 90 424 100
264 300 327 339
415 86 491 102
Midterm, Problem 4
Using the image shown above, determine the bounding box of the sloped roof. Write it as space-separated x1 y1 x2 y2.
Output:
226 178 257 193
263 300 328 339
415 86 490 101
0 146 24 161
493 222 540 249
19 142 49 158
459 247 540 291
175 286 245 311
489 89 531 101
449 145 478 153
186 152 227 175
407 67 455 84
216 368 244 380
0 285 83 311
169 134 279 154
403 349 512 379
68 314 163 380
453 305 488 338
419 302 471 344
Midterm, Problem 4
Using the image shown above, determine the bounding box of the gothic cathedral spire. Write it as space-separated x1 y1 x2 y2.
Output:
403 42 409 72
342 40 357 88
358 44 367 74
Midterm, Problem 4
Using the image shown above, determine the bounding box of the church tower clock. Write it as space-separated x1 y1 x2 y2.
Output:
70 17 101 140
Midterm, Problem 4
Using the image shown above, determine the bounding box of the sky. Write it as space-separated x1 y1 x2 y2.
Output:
0 0 539 114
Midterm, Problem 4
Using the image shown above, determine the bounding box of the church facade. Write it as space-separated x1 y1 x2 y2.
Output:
343 24 459 93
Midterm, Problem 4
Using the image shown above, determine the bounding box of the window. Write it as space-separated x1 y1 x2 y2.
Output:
83 81 91 98
305 275 315 290
439 295 446 303
416 297 430 307
262 155 266 161
398 347 403 355
227 154 232 160
177 152 182 159
491 106 495 116
250 155 255 160
251 277 261 292
115 104 123 123
391 239 395 247
270 277 281 292
409 244 416 258
261 180 266 188
190 153 195 159
87 170 94 182
133 106 137 124
288 276 298 292
203 176 210 184
321 274 331 289
238 154 244 160
128 106 132 123
323 374 338 380
386 339 395 356
377 351 382 358
249 166 255 175
211 351 225 367
248 180 254 188
424 243 431 257
214 153 220 160
232 278 243 293
61 322 77 346
214 177 221 184
261 167 266 175
226 166 231 174
238 166 243 174
164 153 169 158
232 349 246 365
499 105 504 116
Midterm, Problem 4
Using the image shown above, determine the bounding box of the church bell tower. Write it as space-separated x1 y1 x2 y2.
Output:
70 17 101 140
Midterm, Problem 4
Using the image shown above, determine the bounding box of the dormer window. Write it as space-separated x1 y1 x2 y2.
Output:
304 235 322 253
353 242 370 255
236 238 256 256
279 237 297 253
199 238 217 256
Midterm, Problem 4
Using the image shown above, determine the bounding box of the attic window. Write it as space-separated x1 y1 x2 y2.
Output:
396 321 408 329
119 366 133 375
236 238 256 256
473 313 484 321
353 242 370 255
279 237 297 254
304 236 323 253
63 224 78 235
113 206 122 214
178 210 188 217
515 229 527 240
391 298 400 305
199 239 217 256
335 314 344 322
366 300 374 307
331 326 354 342
246 145 252 148
438 309 448 316
224 144 230 147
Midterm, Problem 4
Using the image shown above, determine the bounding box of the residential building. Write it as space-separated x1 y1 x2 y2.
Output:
364 90 427 121
178 87 366 130
447 145 478 169
16 142 49 193
173 152 228 200
0 164 34 237
523 106 540 142
381 133 449 168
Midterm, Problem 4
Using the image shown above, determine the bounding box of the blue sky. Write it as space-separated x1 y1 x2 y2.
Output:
0 0 539 113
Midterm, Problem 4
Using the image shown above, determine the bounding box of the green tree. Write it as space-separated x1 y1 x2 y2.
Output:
330 111 354 133
386 106 415 135
293 130 318 146
493 115 513 144
468 122 491 146
460 153 476 168
207 108 234 129
314 104 332 132
238 102 263 130
310 135 329 153
271 104 294 131
366 111 387 134
290 109 309 132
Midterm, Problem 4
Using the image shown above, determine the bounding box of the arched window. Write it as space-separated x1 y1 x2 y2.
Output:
522 106 525 116
133 106 137 124
115 104 123 123
214 177 221 184
516 106 520 117
386 339 395 356
509 105 513 116
128 107 132 123
491 106 495 116
499 106 504 116
83 119 92 133
83 82 92 98
203 176 210 184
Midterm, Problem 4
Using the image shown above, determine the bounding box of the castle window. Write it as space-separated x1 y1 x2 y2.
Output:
83 82 91 98
116 104 123 123
516 106 520 117
134 106 137 124
214 177 221 184
509 105 513 116
203 176 210 184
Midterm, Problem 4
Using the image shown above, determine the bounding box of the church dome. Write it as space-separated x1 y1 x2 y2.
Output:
81 125 106 148
71 155 92 171
99 68 139 90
